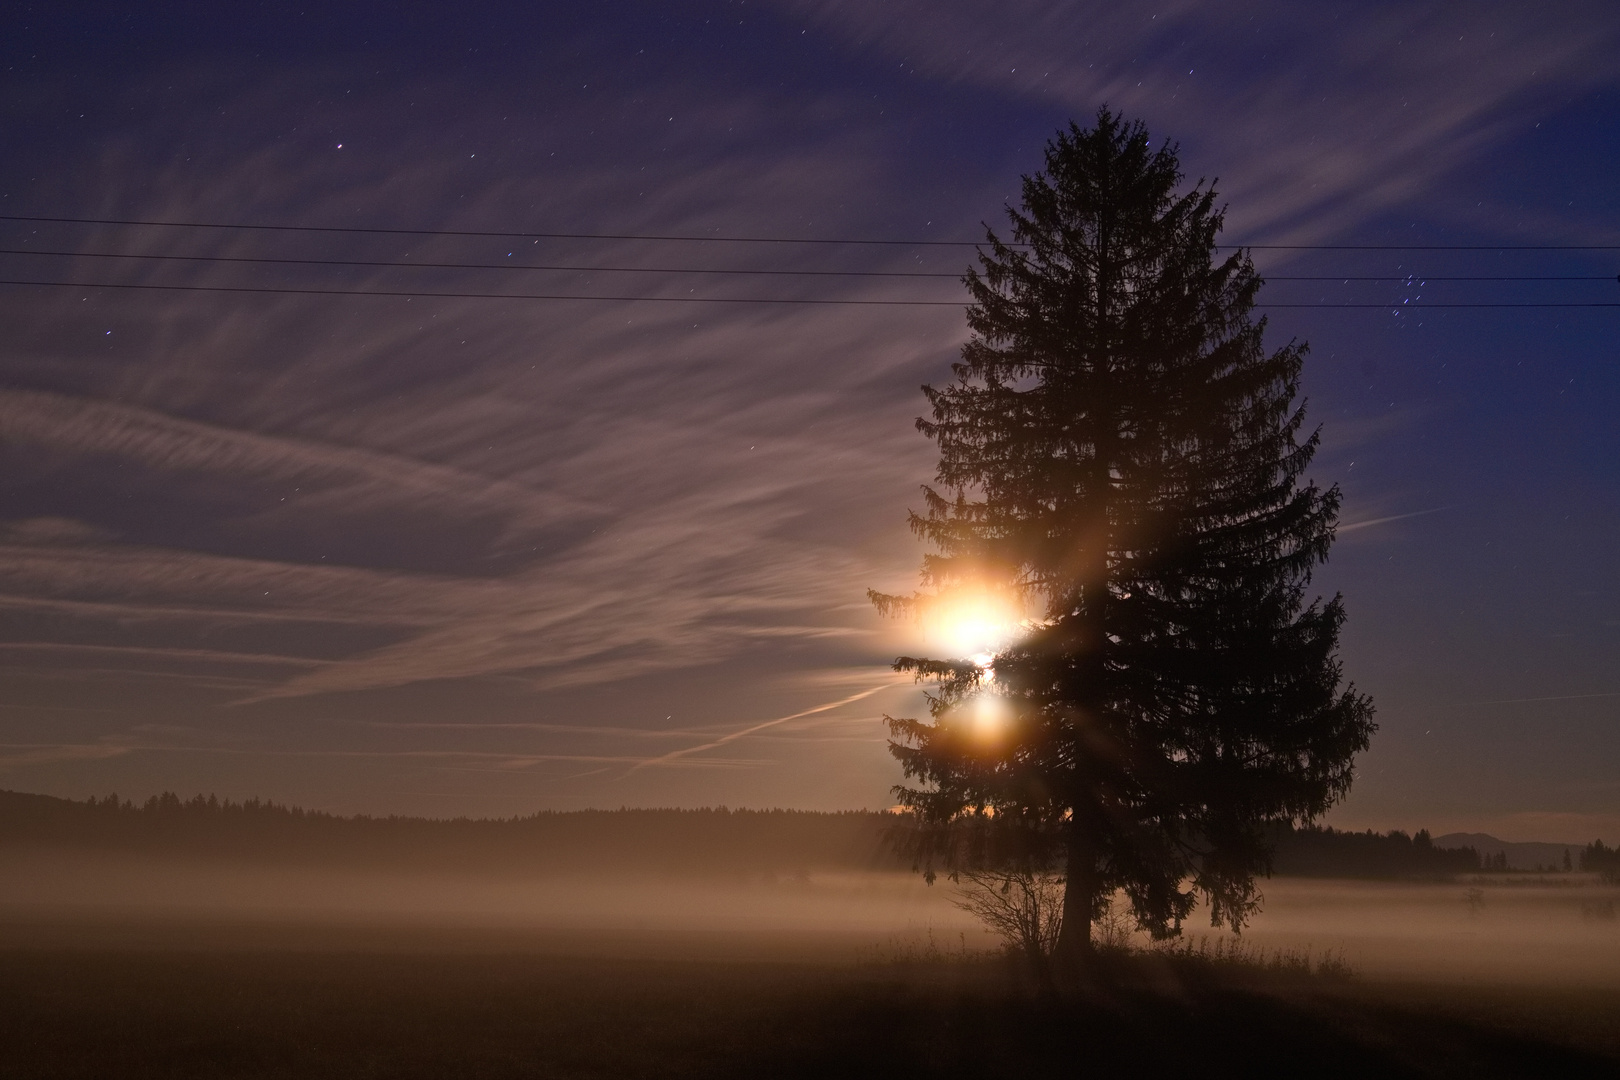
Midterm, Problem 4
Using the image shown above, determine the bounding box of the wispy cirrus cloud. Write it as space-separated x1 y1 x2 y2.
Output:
0 383 923 700
0 387 599 543
1337 506 1454 535
0 60 961 720
780 0 1620 245
0 741 138 769
0 739 758 773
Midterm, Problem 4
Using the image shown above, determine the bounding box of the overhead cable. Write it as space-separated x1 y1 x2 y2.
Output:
0 248 1613 283
4 214 1619 251
2 278 1614 308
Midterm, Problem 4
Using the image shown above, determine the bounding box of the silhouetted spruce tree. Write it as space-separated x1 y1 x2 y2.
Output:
871 110 1375 971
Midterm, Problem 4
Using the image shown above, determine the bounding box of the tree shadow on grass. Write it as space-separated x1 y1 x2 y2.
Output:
727 955 1619 1080
1 949 1615 1079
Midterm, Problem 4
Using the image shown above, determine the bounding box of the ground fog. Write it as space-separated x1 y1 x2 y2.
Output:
3 847 1616 986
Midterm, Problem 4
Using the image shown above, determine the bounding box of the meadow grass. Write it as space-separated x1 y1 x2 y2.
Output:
2 937 1618 1079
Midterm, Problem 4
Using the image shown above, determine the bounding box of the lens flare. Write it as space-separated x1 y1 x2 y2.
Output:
929 591 1022 662
972 693 1009 741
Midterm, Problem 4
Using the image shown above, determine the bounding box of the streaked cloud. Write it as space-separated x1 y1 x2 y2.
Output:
782 1 1620 245
1337 506 1454 535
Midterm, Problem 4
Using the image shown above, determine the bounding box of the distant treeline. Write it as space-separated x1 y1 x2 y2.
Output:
1266 825 1481 879
1 789 1590 881
1584 840 1620 883
0 790 899 876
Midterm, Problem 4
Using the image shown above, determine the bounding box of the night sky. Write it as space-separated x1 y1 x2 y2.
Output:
2 2 1617 840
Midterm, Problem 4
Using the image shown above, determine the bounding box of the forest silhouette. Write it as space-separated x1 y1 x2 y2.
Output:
0 787 1498 880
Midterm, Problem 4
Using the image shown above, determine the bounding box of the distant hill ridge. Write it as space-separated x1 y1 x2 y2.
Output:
4 789 1607 880
1432 833 1583 872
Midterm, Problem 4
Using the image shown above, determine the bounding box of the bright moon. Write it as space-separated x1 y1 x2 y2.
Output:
931 596 1021 662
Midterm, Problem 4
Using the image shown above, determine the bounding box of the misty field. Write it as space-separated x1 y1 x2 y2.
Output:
6 844 1620 978
3 854 1620 1078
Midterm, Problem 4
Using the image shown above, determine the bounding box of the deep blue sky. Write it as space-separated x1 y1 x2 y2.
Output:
1 1 1617 840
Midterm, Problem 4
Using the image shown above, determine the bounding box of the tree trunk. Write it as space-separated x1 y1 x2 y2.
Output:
1054 823 1099 980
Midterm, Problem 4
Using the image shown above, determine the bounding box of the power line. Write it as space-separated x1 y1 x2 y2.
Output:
0 248 959 279
1265 275 1618 283
0 278 964 305
4 214 1619 251
2 249 1614 283
2 278 1614 308
1234 244 1620 251
1272 303 1619 308
0 214 981 247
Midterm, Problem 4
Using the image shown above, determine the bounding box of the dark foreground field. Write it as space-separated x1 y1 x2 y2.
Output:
4 940 1619 1080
